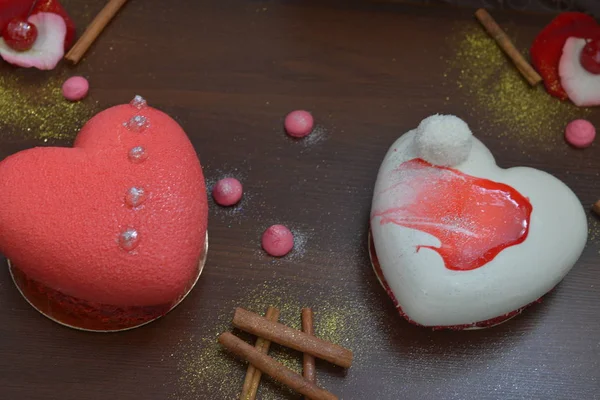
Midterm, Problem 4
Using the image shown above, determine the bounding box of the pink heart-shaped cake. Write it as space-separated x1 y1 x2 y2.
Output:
0 96 208 330
370 115 587 329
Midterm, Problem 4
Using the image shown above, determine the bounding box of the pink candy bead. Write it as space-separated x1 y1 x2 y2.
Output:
62 76 89 102
565 119 596 148
284 110 314 138
212 178 243 206
261 224 294 257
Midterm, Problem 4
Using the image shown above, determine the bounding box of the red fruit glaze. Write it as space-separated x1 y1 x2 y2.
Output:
372 159 532 271
531 12 600 100
580 39 600 74
3 17 37 51
0 103 208 307
0 0 30 32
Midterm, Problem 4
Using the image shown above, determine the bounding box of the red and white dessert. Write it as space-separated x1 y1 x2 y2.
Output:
370 115 587 329
0 95 208 331
531 12 600 106
0 0 75 69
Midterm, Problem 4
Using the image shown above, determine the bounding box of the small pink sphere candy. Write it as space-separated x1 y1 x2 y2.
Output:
565 119 596 148
62 76 89 102
262 224 294 257
284 110 314 138
212 178 243 206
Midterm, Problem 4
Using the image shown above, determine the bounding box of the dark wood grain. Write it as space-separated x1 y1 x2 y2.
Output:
1 1 599 399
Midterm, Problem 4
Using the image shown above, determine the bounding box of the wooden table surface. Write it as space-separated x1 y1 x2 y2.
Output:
1 1 599 399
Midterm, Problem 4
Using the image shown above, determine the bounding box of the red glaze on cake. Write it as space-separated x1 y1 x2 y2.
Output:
0 97 208 315
372 159 532 271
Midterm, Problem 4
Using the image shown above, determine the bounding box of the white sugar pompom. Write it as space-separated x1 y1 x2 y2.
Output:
414 114 473 167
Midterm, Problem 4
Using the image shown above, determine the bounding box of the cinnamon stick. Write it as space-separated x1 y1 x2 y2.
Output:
593 200 600 216
65 0 130 64
232 307 353 369
240 307 280 400
475 8 542 86
219 332 338 400
302 308 316 387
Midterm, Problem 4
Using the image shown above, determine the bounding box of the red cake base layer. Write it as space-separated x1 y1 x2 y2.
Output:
10 265 184 331
368 229 540 330
8 234 208 331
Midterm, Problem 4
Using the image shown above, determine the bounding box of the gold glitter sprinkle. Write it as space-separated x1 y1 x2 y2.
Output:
0 70 98 142
174 278 389 399
587 214 600 254
446 25 589 151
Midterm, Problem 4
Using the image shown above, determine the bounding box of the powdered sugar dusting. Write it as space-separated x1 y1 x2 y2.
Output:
299 124 328 149
286 227 312 261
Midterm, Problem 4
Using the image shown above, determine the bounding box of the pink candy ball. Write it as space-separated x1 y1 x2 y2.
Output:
62 76 89 101
212 178 243 206
284 110 314 138
262 224 294 257
565 119 596 148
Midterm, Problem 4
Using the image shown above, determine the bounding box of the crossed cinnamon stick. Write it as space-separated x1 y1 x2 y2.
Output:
219 307 351 400
302 308 317 387
238 307 280 400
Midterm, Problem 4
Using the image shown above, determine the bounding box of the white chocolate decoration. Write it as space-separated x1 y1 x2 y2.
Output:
414 114 473 167
370 115 587 329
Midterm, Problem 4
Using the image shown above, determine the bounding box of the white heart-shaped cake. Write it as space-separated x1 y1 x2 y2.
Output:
370 115 588 329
